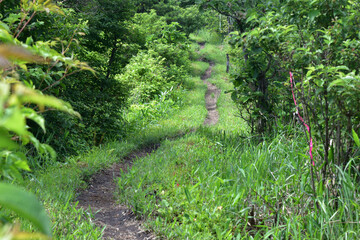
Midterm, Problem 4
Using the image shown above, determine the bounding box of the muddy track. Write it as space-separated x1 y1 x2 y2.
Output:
76 42 221 239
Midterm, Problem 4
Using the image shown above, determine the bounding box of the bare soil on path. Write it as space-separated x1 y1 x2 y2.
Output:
76 42 221 239
76 145 159 240
202 61 220 126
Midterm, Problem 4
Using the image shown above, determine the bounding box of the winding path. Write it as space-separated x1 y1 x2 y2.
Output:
202 61 220 126
76 146 158 240
76 42 221 239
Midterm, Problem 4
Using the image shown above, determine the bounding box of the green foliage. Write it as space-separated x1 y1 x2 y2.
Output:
0 0 101 160
192 3 360 238
0 1 98 237
0 0 208 160
129 9 168 46
0 17 83 180
190 28 224 45
37 0 196 157
113 28 360 239
118 127 360 239
117 51 171 104
126 87 185 131
117 10 192 108
206 0 360 167
18 60 207 238
163 4 209 36
0 183 51 236
136 0 211 36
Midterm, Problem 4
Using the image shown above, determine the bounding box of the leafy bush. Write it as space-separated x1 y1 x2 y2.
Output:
206 0 360 167
125 87 184 130
117 51 171 104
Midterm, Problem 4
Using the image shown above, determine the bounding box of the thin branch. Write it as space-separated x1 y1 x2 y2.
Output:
41 66 69 92
15 11 37 39
62 29 78 55
13 8 30 37
41 68 82 92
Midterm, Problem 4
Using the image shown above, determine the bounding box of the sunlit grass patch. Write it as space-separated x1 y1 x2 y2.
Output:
191 61 209 76
118 127 314 239
190 29 224 45
198 43 226 65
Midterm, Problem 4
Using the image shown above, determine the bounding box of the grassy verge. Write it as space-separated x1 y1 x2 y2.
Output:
117 31 360 239
118 129 310 239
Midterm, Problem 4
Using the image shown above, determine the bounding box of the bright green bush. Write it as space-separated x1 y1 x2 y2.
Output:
125 87 183 130
117 50 171 104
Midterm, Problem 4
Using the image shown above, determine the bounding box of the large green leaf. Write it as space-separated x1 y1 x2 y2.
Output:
352 129 360 147
0 127 18 150
0 183 52 236
16 88 80 118
22 108 45 132
308 10 320 21
1 107 26 136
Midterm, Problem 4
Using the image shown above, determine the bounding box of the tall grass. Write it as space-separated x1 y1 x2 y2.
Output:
117 129 360 239
117 30 360 239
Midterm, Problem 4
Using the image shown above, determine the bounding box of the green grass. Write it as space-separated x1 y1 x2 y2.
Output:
19 56 208 238
116 31 360 240
19 30 360 240
189 29 224 45
117 127 360 239
191 61 209 76
118 130 306 239
20 32 212 238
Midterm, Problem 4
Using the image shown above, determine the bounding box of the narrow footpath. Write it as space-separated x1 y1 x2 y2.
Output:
202 61 220 125
76 42 221 239
76 145 159 240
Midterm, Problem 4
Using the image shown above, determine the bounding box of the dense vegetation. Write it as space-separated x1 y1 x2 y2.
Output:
1 0 360 239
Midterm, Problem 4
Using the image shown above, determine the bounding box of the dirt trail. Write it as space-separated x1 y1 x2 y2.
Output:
76 145 159 240
198 42 206 49
76 42 221 239
202 61 220 125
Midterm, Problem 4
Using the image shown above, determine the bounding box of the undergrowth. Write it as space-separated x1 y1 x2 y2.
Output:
119 125 360 239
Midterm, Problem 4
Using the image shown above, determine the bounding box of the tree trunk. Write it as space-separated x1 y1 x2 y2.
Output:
106 38 118 80
226 54 230 73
